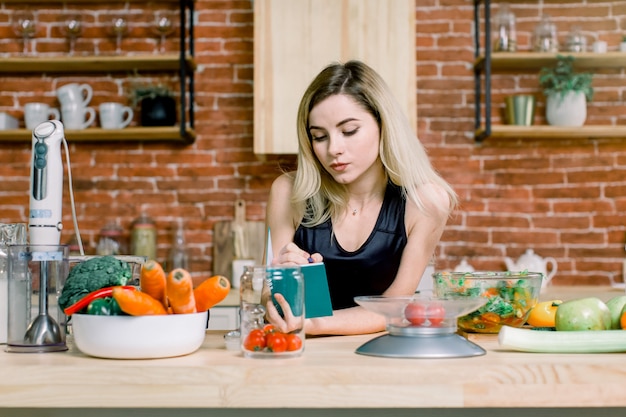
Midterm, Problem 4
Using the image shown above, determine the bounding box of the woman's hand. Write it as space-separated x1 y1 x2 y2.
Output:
272 242 323 265
265 293 304 333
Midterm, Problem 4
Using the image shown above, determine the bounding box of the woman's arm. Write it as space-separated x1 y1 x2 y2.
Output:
266 173 323 265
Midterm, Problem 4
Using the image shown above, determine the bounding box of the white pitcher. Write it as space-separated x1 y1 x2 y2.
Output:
504 249 557 288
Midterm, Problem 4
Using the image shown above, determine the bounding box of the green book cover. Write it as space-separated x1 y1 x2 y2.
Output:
301 262 333 318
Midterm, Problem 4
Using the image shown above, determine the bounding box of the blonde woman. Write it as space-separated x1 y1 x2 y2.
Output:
266 60 457 336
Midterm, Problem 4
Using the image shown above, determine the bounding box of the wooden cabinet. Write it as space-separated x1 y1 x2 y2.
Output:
0 0 196 144
474 0 626 142
253 0 416 154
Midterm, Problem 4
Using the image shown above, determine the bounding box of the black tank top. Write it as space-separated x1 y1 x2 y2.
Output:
294 182 407 310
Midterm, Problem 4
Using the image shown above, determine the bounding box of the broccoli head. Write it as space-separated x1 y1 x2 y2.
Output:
59 256 133 311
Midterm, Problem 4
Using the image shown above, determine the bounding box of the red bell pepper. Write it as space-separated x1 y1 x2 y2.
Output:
63 285 136 316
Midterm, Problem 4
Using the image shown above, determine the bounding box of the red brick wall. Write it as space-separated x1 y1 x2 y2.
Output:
1 0 625 286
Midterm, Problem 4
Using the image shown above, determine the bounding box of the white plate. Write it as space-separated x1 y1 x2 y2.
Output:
72 311 207 359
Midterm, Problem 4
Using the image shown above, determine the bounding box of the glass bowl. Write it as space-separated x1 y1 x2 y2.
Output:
433 271 542 333
354 295 487 335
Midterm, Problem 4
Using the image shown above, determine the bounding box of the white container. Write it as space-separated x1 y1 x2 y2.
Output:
72 311 208 359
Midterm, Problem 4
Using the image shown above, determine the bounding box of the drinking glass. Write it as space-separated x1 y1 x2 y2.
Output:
63 14 82 56
110 15 128 55
153 10 175 53
12 11 36 56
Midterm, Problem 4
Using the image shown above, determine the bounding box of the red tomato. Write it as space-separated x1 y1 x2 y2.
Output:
266 332 288 352
263 324 277 334
285 333 303 351
243 329 266 351
427 302 446 326
405 302 427 325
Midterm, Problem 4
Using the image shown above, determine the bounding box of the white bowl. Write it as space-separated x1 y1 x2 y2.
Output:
71 311 208 359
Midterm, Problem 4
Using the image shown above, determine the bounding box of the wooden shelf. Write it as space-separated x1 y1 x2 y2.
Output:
0 55 196 74
476 125 626 140
474 51 626 72
0 127 196 144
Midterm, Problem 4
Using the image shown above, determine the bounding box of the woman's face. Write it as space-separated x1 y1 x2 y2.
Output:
308 94 381 185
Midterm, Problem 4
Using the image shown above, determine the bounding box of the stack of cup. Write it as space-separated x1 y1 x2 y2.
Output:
56 83 95 130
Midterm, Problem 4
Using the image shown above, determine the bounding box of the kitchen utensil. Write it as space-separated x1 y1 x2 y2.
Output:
1 223 27 344
23 255 63 346
504 249 557 287
353 295 487 358
22 120 66 350
213 199 265 281
71 311 208 359
433 271 542 334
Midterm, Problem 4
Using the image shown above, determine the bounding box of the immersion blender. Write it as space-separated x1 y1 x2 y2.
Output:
24 120 65 346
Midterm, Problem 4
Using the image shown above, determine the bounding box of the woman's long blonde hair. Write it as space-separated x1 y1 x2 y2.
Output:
292 60 457 227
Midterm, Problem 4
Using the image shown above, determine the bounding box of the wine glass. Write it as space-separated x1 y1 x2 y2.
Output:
110 15 128 55
12 11 36 56
153 10 175 53
63 14 82 56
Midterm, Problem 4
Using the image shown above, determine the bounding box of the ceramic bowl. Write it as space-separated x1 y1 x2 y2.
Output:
433 271 542 333
71 311 208 359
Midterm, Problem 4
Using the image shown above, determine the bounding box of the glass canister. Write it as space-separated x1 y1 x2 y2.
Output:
6 244 69 352
240 265 305 358
130 212 157 261
493 2 517 52
533 15 559 53
565 25 587 52
1 223 27 344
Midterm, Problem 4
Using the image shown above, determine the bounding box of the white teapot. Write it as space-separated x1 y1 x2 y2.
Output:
504 249 557 287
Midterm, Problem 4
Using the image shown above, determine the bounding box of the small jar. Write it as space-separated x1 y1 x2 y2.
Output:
493 3 517 52
533 15 559 53
130 213 157 261
240 265 305 358
96 222 127 256
565 26 586 52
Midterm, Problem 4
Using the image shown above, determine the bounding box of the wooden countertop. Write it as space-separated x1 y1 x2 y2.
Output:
1 286 625 413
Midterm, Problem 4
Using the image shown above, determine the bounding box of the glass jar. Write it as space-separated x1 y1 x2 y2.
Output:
565 25 586 52
130 212 157 261
240 265 305 358
533 15 559 53
493 3 516 52
96 221 127 256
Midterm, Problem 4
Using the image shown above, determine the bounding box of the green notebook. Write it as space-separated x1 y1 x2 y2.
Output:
301 262 333 318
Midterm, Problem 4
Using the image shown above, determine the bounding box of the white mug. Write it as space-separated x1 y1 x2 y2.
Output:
61 104 96 130
24 103 61 130
56 83 93 108
592 40 607 53
99 102 133 129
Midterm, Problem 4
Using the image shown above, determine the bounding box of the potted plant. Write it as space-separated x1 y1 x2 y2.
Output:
538 54 593 127
130 84 177 127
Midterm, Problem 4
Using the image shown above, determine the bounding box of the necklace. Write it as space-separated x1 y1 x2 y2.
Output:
348 192 383 217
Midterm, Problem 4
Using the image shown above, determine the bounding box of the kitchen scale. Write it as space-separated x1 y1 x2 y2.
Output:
354 295 487 359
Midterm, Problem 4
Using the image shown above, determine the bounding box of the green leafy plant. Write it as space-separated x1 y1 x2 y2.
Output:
539 54 593 102
128 83 173 108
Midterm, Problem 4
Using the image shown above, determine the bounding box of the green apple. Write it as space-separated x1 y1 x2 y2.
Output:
555 297 611 331
605 296 626 329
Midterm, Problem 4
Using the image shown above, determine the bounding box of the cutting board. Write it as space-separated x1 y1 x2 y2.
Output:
213 199 266 280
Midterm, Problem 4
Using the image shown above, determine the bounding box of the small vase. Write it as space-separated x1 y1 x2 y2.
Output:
140 96 176 127
546 91 587 127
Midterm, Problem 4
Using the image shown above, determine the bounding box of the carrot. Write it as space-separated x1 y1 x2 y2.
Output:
112 286 167 316
140 260 167 307
194 275 231 312
166 268 197 314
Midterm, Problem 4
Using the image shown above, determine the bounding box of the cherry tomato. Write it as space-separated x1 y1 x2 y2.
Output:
263 324 277 334
243 329 266 351
266 332 288 352
404 302 427 325
427 302 446 326
285 333 303 351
